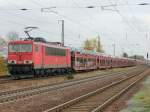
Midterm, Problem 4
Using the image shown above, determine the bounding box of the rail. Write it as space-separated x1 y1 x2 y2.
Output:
44 68 149 112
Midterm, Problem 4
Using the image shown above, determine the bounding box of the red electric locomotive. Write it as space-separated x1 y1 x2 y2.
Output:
8 38 71 79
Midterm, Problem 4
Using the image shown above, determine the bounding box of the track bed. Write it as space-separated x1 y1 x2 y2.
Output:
0 66 147 112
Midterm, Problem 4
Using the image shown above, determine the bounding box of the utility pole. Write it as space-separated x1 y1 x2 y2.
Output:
97 35 101 52
125 32 127 40
112 43 116 56
58 20 64 46
146 33 148 60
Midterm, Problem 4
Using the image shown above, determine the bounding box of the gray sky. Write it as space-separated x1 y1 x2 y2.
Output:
0 0 150 57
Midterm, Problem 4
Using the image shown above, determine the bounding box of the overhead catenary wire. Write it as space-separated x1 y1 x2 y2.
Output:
109 0 144 54
126 1 147 33
30 0 42 7
29 0 99 36
0 0 147 57
106 0 141 33
25 0 96 44
0 0 145 36
70 0 114 40
0 1 61 36
30 0 141 37
0 11 57 36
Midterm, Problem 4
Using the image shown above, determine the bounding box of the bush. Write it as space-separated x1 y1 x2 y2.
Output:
0 57 8 75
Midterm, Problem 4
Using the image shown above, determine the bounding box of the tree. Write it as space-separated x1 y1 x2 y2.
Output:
0 57 8 75
83 38 93 50
0 37 7 46
83 36 104 52
122 52 128 58
7 31 19 41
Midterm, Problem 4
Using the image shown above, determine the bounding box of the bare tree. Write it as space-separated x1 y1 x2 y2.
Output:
7 31 19 41
0 37 7 46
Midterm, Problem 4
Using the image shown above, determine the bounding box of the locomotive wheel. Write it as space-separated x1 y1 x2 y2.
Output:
35 69 40 77
40 69 45 77
47 69 51 76
33 70 37 78
44 69 49 77
61 69 65 75
57 69 62 75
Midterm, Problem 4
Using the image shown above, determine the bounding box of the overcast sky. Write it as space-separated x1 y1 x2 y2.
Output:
0 0 150 57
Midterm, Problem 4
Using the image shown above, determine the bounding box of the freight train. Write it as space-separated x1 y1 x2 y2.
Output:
7 37 137 79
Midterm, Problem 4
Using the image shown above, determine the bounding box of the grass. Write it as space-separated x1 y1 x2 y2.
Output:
121 76 150 112
0 57 8 76
66 72 74 79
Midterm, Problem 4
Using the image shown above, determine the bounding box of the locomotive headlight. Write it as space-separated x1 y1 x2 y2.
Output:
24 60 33 64
8 60 16 64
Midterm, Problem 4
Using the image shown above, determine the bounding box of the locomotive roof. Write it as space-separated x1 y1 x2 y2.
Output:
35 41 69 49
9 40 69 49
9 40 33 44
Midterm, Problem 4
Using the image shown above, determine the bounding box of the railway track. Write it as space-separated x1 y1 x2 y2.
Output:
44 68 150 112
0 66 143 104
0 67 136 85
0 76 12 84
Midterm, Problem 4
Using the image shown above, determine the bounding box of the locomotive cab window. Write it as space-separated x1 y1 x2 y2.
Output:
9 44 32 52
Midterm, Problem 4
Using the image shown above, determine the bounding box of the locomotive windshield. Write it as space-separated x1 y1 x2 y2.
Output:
9 44 32 52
